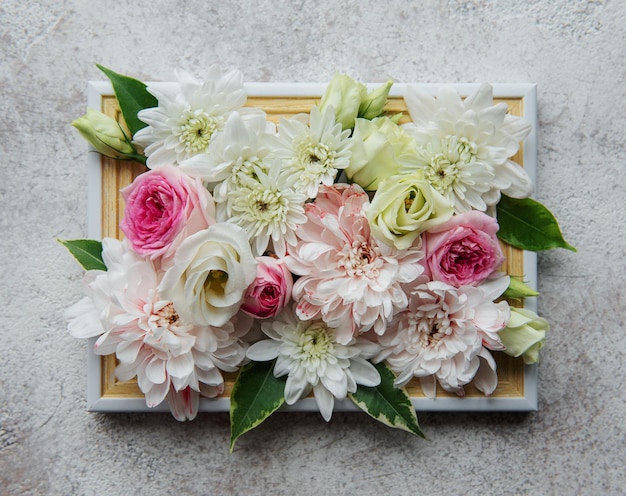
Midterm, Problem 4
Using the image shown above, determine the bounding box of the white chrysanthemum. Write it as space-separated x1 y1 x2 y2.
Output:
64 238 249 421
178 111 275 190
219 165 308 257
402 83 532 212
268 105 352 198
133 66 262 168
376 275 510 397
247 306 381 421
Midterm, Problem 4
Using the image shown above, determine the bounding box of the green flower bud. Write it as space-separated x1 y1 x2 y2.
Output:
319 74 367 130
499 307 549 364
358 80 393 120
503 277 540 299
72 108 135 159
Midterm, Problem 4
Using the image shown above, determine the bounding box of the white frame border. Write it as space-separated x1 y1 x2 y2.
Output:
85 81 538 413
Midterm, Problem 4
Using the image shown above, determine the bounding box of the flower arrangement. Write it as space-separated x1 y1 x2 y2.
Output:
62 66 574 449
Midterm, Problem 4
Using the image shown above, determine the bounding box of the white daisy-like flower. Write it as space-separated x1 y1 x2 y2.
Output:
178 111 275 191
220 165 308 257
376 275 510 398
247 305 381 421
268 105 352 198
64 238 249 421
133 66 263 168
402 83 533 212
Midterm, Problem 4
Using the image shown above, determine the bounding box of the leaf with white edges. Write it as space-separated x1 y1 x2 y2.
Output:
349 362 425 438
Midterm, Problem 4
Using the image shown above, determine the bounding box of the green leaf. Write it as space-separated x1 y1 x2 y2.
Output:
348 362 425 438
503 276 539 299
229 360 286 452
496 195 576 252
96 64 157 136
58 239 106 271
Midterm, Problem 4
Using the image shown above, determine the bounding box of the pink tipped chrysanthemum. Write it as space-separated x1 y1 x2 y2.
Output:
285 183 424 345
64 238 249 421
376 275 510 397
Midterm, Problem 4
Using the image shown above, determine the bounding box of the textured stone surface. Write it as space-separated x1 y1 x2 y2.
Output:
1 0 624 494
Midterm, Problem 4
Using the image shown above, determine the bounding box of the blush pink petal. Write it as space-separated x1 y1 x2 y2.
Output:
120 165 215 265
423 211 504 287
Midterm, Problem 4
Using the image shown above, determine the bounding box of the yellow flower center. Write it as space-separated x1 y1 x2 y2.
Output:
295 325 335 364
245 188 289 223
204 269 228 293
179 111 222 153
425 136 477 194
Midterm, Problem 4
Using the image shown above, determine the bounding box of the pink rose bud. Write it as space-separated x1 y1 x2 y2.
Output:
241 256 293 319
423 211 505 287
120 165 215 263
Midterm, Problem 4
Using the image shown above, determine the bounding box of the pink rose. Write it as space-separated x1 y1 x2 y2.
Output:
423 211 505 287
241 257 293 319
120 165 215 264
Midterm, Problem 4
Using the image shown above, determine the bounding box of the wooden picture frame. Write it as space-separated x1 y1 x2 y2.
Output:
84 81 539 413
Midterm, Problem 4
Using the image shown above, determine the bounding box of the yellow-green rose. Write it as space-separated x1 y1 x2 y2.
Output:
346 117 419 191
499 307 549 364
365 171 454 249
72 108 136 159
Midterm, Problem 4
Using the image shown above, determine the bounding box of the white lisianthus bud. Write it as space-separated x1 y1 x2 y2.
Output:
72 108 136 159
346 117 419 191
319 74 367 130
358 80 393 120
499 307 549 364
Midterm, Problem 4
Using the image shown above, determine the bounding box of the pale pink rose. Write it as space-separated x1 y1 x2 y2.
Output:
241 256 293 319
120 165 215 264
423 211 505 287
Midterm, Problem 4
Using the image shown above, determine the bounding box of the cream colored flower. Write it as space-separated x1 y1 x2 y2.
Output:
346 117 420 191
365 171 454 249
247 306 380 421
134 66 263 168
218 165 308 257
402 84 532 212
499 307 549 364
158 223 257 327
268 106 352 198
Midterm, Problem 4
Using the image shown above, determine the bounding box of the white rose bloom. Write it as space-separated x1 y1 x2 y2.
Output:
159 223 257 327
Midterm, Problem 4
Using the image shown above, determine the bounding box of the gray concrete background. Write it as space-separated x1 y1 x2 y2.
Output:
1 1 624 494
